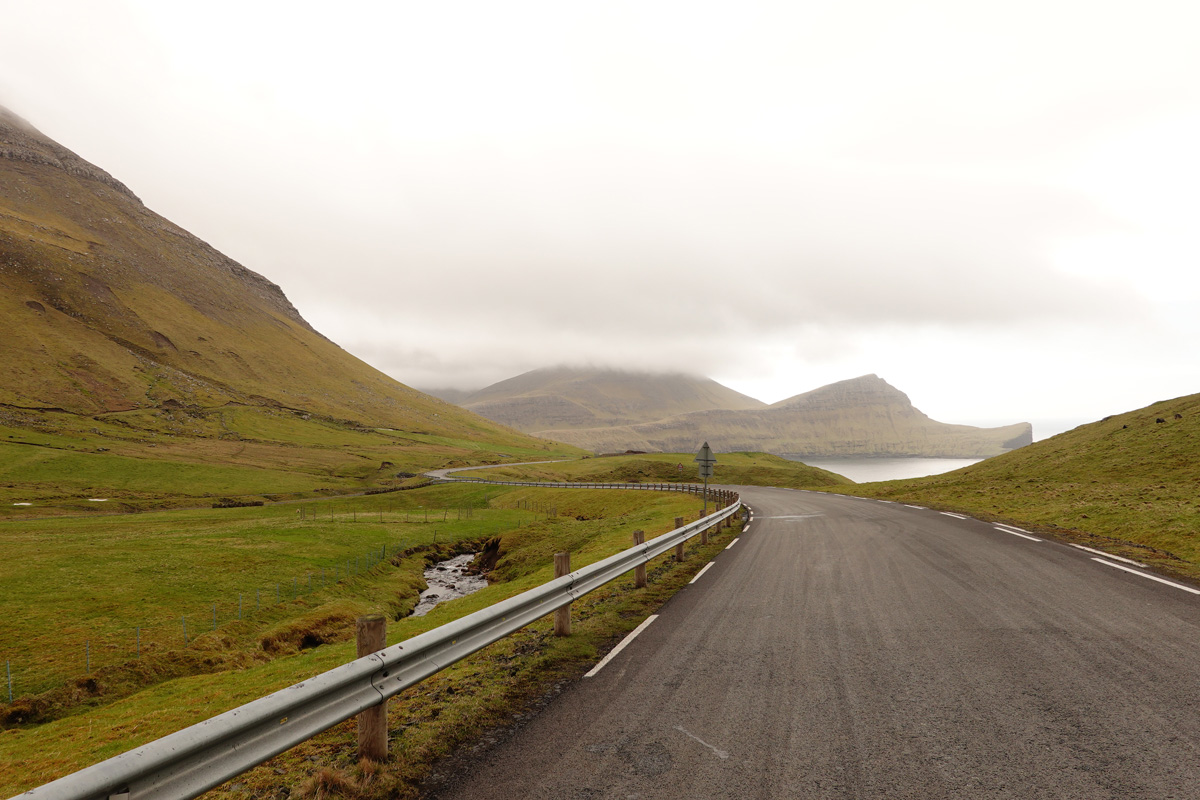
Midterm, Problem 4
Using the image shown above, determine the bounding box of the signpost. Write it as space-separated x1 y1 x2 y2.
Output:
695 441 716 514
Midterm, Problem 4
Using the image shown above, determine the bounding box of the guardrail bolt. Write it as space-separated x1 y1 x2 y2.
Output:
554 552 572 636
633 530 647 588
356 614 388 761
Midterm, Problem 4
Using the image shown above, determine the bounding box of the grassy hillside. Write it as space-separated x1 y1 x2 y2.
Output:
452 451 852 490
0 106 580 511
832 392 1200 582
0 482 733 799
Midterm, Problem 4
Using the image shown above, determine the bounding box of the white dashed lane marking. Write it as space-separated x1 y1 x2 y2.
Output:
1092 559 1200 596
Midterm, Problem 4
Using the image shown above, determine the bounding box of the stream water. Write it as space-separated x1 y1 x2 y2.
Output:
411 553 490 616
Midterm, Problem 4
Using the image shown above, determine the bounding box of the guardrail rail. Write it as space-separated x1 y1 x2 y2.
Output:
18 480 740 800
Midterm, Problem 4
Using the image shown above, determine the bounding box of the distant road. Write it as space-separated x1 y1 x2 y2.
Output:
430 486 1200 799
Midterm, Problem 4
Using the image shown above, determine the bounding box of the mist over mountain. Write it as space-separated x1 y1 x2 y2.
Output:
452 367 765 433
458 370 1032 458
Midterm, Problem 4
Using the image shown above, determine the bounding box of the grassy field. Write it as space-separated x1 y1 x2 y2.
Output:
0 480 726 797
827 392 1200 583
0 407 580 518
451 450 852 489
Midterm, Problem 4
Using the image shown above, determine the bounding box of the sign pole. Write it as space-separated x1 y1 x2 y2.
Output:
694 442 716 515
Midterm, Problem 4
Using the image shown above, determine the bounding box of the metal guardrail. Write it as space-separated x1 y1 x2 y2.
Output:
19 483 740 800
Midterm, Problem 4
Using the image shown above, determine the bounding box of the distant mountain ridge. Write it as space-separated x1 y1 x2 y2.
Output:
458 370 1032 458
456 367 765 432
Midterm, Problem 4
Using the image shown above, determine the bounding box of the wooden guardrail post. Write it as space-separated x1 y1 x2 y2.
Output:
554 552 571 636
633 530 646 588
701 523 709 545
356 614 387 761
674 517 685 561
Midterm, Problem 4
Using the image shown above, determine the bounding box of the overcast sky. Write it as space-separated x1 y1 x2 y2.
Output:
3 1 1199 438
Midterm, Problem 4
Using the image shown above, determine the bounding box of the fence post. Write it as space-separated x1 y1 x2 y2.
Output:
6 660 10 703
554 552 571 636
633 531 646 588
674 517 685 562
356 615 388 761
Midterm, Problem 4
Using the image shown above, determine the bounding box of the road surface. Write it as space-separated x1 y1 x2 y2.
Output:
430 486 1200 799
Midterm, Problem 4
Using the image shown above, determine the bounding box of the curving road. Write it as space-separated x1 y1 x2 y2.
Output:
430 486 1200 799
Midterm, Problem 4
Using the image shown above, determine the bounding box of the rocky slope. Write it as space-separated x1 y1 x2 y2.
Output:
536 374 1032 457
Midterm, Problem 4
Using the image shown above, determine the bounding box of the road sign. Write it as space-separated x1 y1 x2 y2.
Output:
695 442 716 479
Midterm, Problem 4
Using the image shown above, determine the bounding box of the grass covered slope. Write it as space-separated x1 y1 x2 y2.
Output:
0 106 577 511
453 451 852 490
834 392 1200 582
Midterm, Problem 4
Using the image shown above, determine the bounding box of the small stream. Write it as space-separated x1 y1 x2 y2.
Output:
411 553 490 616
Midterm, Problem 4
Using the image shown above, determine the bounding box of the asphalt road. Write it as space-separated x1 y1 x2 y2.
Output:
430 486 1200 799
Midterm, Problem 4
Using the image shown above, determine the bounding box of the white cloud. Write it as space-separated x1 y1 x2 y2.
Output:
2 0 1199 428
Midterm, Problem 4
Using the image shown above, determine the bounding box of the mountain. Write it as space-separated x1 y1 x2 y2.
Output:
421 387 476 405
534 374 1032 457
459 367 766 433
0 105 562 506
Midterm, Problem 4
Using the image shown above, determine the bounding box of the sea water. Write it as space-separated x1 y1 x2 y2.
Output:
781 455 984 483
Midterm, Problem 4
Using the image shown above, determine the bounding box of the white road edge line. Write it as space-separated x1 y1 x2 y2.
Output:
1092 558 1200 595
994 523 1031 534
904 504 926 510
584 615 659 677
1071 543 1147 568
994 525 1042 541
941 512 969 520
725 538 739 550
689 563 716 584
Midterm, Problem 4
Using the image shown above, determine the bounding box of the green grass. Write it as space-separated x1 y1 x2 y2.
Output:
0 482 722 797
826 393 1200 583
0 482 659 700
0 408 582 518
451 450 851 489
